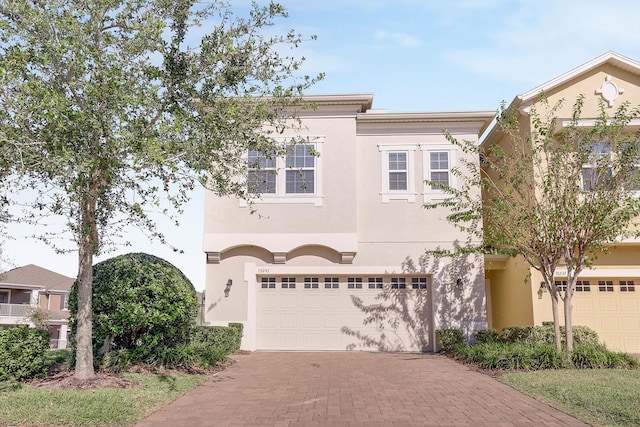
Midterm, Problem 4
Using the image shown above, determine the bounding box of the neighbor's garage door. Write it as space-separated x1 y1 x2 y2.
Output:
568 278 640 352
256 275 432 351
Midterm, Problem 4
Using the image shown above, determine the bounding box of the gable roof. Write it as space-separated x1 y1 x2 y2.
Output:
0 264 75 292
481 51 640 145
517 51 640 106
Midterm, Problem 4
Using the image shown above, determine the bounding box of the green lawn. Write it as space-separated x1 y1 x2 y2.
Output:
0 373 207 427
500 369 640 427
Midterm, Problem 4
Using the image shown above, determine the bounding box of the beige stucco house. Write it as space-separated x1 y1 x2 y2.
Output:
484 52 640 353
203 95 494 351
0 264 73 348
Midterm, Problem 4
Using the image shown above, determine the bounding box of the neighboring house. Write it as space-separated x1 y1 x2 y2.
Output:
203 95 494 351
483 52 640 353
0 264 73 348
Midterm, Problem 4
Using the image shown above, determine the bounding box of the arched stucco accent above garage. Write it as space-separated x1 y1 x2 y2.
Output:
204 233 358 265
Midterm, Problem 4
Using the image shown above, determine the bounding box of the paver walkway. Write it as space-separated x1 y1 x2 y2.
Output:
136 352 587 426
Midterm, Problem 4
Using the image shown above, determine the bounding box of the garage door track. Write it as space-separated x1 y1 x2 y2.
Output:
136 352 587 426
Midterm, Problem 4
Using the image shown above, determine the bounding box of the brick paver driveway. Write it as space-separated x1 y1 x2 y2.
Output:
136 352 587 426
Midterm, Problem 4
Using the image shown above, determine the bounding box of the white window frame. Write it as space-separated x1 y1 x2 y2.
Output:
421 144 457 202
242 136 324 206
378 144 417 203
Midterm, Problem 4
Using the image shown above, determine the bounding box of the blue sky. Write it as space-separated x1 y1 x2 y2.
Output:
4 0 640 289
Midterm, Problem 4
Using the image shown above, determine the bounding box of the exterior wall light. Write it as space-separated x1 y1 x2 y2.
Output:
537 281 548 299
224 279 233 298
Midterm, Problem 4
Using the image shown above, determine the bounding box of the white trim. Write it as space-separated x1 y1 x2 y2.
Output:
244 263 258 351
378 144 417 203
421 144 457 202
241 136 325 207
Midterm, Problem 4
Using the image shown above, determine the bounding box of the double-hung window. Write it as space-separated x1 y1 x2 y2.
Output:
422 144 456 201
248 150 276 194
285 144 315 194
244 137 323 206
378 145 416 202
582 141 612 191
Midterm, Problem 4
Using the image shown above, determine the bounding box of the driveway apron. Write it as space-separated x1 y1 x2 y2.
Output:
136 352 587 426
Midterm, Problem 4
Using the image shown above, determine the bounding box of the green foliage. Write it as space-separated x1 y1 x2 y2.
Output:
435 328 465 351
426 95 640 352
488 325 599 346
0 0 322 378
69 253 198 365
0 327 51 381
455 342 567 370
473 328 500 344
571 344 639 369
452 340 637 371
0 373 207 426
228 322 244 350
193 326 241 354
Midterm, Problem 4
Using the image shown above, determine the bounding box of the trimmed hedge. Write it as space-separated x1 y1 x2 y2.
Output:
474 325 600 346
435 328 465 351
193 325 241 354
0 326 50 381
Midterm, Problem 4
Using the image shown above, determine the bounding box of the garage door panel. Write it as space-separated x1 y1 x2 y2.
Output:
280 294 298 309
303 294 322 308
257 278 431 351
620 299 637 311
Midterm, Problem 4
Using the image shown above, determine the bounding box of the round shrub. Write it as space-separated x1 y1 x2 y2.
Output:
70 252 198 363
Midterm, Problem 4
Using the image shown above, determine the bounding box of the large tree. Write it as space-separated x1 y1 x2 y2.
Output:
0 0 321 379
427 96 640 352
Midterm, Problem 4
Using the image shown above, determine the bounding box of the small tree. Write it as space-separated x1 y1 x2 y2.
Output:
69 253 197 363
0 0 321 379
426 95 640 352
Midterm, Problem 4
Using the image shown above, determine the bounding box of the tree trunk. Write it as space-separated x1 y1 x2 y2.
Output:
550 288 562 351
74 195 98 380
564 292 574 353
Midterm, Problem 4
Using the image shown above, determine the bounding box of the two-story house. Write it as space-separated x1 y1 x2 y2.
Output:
203 95 493 351
483 52 640 353
0 264 73 348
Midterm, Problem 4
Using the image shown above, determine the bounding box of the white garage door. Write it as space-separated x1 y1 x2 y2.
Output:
256 275 433 351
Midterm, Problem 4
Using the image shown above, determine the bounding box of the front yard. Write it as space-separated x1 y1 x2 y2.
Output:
501 369 640 427
0 373 207 426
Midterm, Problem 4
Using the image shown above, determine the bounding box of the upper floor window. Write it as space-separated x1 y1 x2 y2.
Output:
422 144 456 201
285 144 315 194
243 137 324 206
388 152 408 190
378 144 416 203
248 150 276 194
582 142 612 191
428 152 450 190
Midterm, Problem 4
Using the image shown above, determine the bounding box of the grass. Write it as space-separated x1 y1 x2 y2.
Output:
0 373 207 426
500 369 640 427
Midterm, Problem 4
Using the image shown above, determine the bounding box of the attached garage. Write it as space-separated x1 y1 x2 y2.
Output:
256 275 434 352
567 278 640 352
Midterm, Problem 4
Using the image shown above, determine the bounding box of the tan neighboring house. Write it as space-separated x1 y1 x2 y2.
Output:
483 52 640 353
0 264 73 348
203 95 494 351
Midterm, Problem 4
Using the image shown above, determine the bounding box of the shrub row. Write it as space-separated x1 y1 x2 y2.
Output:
454 342 638 370
0 326 50 381
100 323 243 373
436 325 638 371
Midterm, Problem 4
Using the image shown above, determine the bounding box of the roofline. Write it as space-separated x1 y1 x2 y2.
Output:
357 111 496 135
301 94 373 111
519 51 640 105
